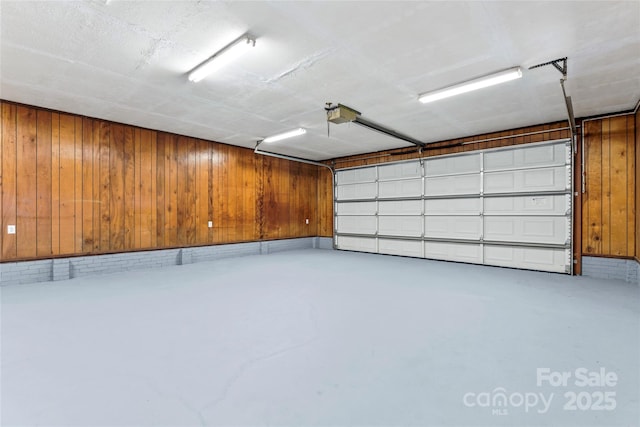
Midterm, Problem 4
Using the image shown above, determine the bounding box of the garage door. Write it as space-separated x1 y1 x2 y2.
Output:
334 139 573 273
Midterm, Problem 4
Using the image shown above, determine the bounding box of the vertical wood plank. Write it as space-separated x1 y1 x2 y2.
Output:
139 129 150 248
233 147 244 241
627 115 635 256
16 106 37 259
123 126 135 250
156 133 166 247
306 165 316 237
581 127 590 257
600 119 611 253
196 140 209 244
262 156 274 240
212 144 225 243
134 128 142 249
584 120 602 254
240 147 256 241
280 158 291 239
573 128 583 275
93 120 105 253
74 116 83 253
51 112 61 255
36 110 52 256
185 137 197 245
208 142 215 243
254 153 264 240
194 139 201 244
82 118 94 252
318 167 333 237
61 114 79 254
176 136 188 245
224 145 235 242
609 116 628 256
1 103 17 260
165 134 178 246
289 162 299 238
150 130 157 249
110 124 126 251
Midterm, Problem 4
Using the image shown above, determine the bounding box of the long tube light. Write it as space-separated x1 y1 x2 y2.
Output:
188 35 256 82
418 67 523 104
262 128 306 143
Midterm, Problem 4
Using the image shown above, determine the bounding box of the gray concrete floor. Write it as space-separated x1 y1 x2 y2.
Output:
1 249 638 426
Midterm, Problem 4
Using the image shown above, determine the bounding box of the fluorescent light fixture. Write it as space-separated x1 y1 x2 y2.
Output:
418 67 523 104
188 35 256 82
262 128 306 143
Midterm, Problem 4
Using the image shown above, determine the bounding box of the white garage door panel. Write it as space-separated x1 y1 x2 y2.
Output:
336 216 377 234
484 195 569 216
425 242 482 264
337 202 377 216
484 216 569 244
336 167 376 185
484 143 567 170
378 216 422 237
425 174 480 196
378 179 422 198
484 166 568 194
337 182 377 200
334 140 572 274
379 239 422 257
337 236 377 253
378 200 423 215
484 246 568 273
425 216 482 240
377 162 421 181
425 198 481 215
425 153 480 176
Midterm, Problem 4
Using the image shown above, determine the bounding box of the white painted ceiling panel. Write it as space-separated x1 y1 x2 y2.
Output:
1 1 639 160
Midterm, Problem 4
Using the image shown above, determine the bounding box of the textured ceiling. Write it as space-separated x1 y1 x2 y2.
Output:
1 1 639 160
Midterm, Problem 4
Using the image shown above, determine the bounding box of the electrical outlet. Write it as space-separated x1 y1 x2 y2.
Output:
7 225 16 234
305 218 309 224
208 221 213 228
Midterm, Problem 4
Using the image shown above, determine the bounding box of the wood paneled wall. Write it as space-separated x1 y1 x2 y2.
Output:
3 99 636 265
582 114 636 258
636 106 640 262
0 101 328 262
317 168 334 238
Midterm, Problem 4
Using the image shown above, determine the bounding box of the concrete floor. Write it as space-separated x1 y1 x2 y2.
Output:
1 249 638 426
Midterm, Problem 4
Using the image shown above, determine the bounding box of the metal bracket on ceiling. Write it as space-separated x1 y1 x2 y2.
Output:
529 57 568 78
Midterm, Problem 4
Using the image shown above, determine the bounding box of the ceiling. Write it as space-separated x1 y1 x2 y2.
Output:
1 1 639 161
